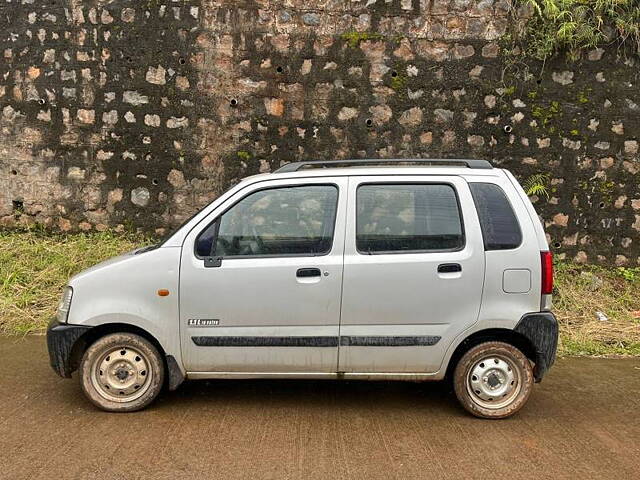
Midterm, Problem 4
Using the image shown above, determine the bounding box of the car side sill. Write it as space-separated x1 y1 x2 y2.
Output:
186 371 440 381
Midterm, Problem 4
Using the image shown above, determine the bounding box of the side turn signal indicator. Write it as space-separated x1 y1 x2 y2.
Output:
157 289 170 297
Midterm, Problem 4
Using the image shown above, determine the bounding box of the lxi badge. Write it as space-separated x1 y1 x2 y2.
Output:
187 319 220 327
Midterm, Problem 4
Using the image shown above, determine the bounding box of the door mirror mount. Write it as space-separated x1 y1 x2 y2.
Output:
204 256 223 268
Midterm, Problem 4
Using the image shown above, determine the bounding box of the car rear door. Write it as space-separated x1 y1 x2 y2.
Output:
338 175 485 374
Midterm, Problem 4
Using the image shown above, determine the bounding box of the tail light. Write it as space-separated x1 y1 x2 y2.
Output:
541 251 553 295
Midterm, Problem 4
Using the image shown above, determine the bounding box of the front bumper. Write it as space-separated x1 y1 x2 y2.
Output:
514 312 559 382
46 318 92 378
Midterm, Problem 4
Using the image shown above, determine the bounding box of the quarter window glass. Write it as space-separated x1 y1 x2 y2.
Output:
469 183 522 250
356 184 464 253
195 221 217 257
196 185 338 257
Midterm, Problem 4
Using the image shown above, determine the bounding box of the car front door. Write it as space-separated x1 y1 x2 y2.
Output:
179 177 347 374
338 176 485 374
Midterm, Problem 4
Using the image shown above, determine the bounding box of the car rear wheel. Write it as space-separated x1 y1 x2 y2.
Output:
79 333 164 412
453 341 533 419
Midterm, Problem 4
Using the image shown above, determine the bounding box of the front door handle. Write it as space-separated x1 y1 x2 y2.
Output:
438 263 462 273
297 268 321 278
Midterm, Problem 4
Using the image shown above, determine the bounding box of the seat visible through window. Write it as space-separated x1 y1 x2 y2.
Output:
195 185 338 257
356 184 464 253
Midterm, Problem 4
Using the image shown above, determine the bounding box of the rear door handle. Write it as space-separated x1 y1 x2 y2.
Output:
438 263 462 273
297 268 321 278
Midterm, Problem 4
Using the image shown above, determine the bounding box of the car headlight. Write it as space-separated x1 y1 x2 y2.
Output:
57 286 73 323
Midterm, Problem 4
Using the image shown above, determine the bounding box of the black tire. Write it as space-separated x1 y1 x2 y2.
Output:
453 341 534 419
79 333 165 412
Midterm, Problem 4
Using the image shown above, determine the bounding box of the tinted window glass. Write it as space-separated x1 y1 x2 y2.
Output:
356 184 464 253
469 183 522 250
196 185 338 257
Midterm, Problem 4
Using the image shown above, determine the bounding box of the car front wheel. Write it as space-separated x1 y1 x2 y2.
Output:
453 341 534 419
79 333 165 412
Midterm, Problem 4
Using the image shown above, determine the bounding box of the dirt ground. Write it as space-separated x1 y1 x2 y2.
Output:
1 336 639 480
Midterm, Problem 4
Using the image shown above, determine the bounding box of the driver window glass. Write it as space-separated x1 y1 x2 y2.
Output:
196 185 338 258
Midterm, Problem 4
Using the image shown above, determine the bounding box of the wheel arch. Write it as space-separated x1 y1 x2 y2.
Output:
445 328 537 380
70 323 166 371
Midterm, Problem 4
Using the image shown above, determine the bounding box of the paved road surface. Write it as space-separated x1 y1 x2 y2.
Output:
1 336 639 480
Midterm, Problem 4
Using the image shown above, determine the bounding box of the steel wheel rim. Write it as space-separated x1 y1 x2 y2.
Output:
466 354 521 410
91 346 152 403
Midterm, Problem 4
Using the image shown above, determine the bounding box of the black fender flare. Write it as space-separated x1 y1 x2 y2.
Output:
514 312 559 382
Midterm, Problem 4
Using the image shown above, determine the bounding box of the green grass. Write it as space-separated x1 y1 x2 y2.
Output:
1 231 639 357
553 261 640 356
560 338 640 356
0 230 151 335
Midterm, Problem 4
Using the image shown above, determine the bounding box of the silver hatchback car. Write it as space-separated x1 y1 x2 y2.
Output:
47 159 557 418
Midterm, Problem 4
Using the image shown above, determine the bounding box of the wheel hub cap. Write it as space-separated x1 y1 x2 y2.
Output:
91 347 152 403
466 355 521 409
486 371 503 388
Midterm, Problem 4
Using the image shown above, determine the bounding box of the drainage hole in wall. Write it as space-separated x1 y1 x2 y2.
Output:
391 70 398 78
365 118 373 127
11 169 17 175
230 98 238 107
12 200 24 212
553 242 561 249
179 57 186 65
276 66 284 74
599 202 605 208
536 79 542 85
152 179 159 186
38 98 46 105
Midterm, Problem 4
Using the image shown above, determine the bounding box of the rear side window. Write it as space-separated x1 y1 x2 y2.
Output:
196 185 338 258
356 184 464 253
469 183 522 250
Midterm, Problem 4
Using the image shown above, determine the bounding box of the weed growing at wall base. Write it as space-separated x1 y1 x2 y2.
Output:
553 260 640 355
0 230 150 335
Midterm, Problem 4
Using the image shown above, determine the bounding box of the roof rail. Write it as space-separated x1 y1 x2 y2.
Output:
274 158 493 173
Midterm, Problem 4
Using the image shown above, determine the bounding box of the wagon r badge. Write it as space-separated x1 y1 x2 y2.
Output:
187 319 220 327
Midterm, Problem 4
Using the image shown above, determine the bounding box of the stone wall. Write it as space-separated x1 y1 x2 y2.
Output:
1 0 639 264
